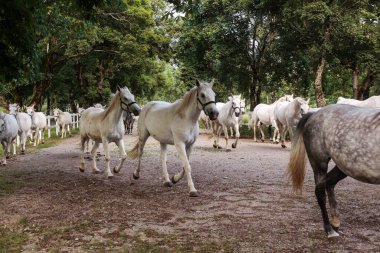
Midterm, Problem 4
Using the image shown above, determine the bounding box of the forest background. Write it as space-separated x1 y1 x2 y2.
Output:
1 0 379 112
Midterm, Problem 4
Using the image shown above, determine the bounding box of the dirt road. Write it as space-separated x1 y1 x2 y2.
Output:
0 132 379 252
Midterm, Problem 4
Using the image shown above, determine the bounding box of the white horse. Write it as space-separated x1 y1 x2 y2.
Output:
229 98 246 137
249 95 294 143
93 103 106 109
128 80 218 197
79 86 141 178
0 112 18 165
212 95 242 150
9 104 32 154
26 105 47 146
337 95 380 108
53 108 72 138
274 97 310 148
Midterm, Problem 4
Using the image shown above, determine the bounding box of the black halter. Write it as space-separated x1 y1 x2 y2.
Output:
120 97 136 113
196 90 216 113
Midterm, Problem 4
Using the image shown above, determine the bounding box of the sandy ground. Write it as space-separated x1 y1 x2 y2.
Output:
0 129 379 252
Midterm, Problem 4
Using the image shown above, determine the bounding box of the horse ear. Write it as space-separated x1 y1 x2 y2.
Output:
196 79 201 87
228 96 232 101
208 79 214 88
306 98 310 104
117 86 121 92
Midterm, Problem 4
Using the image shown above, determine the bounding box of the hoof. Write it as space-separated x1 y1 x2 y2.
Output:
21 151 25 155
79 167 85 172
189 191 200 197
226 149 231 152
213 144 218 149
1 163 6 166
232 143 236 148
93 170 100 174
217 145 223 149
261 139 265 143
327 230 339 238
281 144 287 148
164 181 173 187
171 175 178 184
133 173 139 180
107 175 114 179
113 167 119 174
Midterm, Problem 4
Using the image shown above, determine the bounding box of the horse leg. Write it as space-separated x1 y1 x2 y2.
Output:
102 139 113 178
12 140 16 156
231 124 240 148
230 127 234 137
61 124 65 138
174 142 198 197
160 143 172 187
222 125 231 151
113 139 127 174
41 129 45 144
213 124 221 149
253 119 257 142
1 141 7 165
21 131 26 154
279 124 287 148
33 128 39 146
172 145 192 184
91 142 101 173
311 159 338 238
326 166 347 230
79 136 87 172
133 130 149 180
258 123 265 142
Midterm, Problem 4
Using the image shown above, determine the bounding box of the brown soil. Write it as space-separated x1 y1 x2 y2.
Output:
0 130 379 252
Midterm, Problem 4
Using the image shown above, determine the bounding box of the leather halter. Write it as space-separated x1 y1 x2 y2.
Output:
196 89 216 114
120 97 136 113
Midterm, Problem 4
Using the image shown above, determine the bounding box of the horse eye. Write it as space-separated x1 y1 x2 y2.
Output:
201 93 205 98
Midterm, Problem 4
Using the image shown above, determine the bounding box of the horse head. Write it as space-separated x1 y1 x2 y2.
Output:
295 97 310 116
8 103 19 115
195 79 218 120
240 98 246 115
229 95 241 117
26 106 35 116
53 108 62 117
117 86 141 116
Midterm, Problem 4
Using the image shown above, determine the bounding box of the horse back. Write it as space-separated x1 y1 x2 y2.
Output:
302 104 380 183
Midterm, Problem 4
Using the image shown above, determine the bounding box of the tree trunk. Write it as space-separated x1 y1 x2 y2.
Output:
352 63 360 99
313 13 331 108
360 70 374 100
314 56 326 107
249 76 261 110
29 37 56 111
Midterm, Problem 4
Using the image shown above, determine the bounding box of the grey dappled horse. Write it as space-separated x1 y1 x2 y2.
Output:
128 80 218 197
288 104 380 238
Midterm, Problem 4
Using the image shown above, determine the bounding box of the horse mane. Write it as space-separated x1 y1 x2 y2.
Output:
102 92 119 120
175 87 197 117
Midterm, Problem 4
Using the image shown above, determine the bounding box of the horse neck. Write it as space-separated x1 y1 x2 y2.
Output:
182 92 202 123
226 100 236 116
102 96 123 125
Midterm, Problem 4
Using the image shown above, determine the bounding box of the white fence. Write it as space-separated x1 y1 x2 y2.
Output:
46 113 80 138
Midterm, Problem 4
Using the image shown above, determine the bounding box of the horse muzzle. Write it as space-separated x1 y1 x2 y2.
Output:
132 106 141 116
208 110 219 120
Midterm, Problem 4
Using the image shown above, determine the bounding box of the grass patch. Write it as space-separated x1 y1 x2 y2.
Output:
0 175 25 196
0 226 28 253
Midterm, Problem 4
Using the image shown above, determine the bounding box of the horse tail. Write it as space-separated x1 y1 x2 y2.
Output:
127 141 140 160
287 112 313 193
